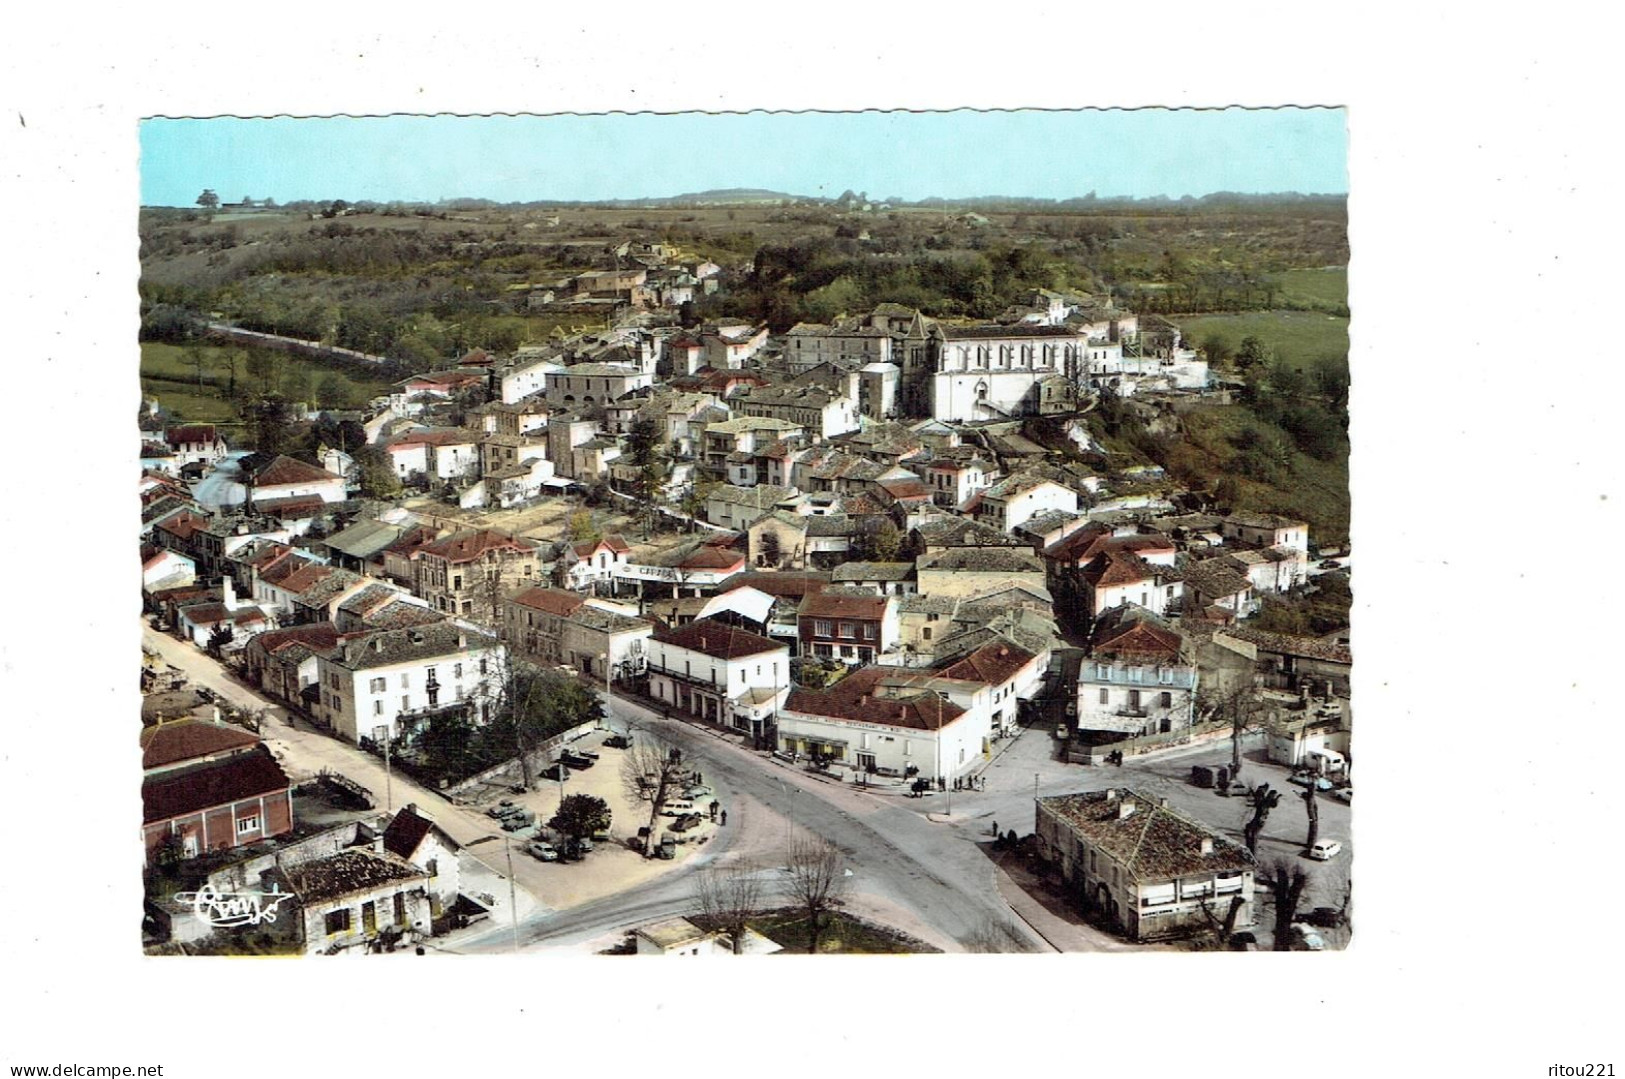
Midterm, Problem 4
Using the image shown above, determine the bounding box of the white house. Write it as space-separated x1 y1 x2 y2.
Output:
313 622 507 744
777 664 990 781
970 472 1080 533
646 619 790 737
381 804 463 923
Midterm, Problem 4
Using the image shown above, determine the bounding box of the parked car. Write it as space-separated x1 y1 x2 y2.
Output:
501 811 536 831
526 840 558 862
1301 906 1342 928
574 836 594 853
1220 779 1249 798
486 800 516 818
1332 786 1353 804
1319 559 1342 570
1190 765 1215 788
572 747 601 760
560 753 595 769
1289 773 1335 791
1290 923 1326 951
685 784 713 799
604 734 632 749
1307 839 1344 861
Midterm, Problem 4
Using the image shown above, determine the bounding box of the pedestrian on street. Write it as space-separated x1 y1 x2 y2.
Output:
720 810 727 826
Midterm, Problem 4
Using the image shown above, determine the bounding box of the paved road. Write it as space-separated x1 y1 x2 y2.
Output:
144 622 1105 953
474 694 1061 953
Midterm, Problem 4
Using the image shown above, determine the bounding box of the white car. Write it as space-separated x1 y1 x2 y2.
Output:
1307 839 1344 861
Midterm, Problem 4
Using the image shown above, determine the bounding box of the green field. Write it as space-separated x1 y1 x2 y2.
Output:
1276 266 1348 312
140 341 394 423
1175 310 1349 372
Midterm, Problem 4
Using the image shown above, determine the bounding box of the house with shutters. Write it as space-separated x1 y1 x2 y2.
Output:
381 804 462 924
1035 789 1255 942
1075 606 1198 747
141 720 293 865
312 622 507 744
164 424 230 469
797 589 900 664
408 528 542 619
776 664 987 781
645 618 789 738
284 848 431 955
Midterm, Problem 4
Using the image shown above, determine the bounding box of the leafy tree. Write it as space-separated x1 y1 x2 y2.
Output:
196 189 219 210
1199 333 1232 367
206 624 233 656
549 794 611 843
1234 335 1269 371
316 374 358 410
354 445 402 500
568 509 599 544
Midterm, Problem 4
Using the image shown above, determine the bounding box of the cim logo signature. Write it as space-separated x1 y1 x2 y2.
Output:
172 882 292 928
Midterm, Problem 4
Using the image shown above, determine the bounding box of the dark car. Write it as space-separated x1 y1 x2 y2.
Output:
1300 907 1343 929
1190 765 1215 788
604 734 632 749
560 753 595 769
540 763 570 781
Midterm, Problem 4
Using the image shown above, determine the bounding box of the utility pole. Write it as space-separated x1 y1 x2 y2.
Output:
502 833 519 953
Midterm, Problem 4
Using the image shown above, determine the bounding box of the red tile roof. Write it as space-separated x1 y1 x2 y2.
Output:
1093 621 1183 660
1082 550 1157 588
937 641 1038 686
141 720 260 771
510 587 587 618
250 622 342 657
142 744 290 825
417 528 535 563
252 454 338 488
677 546 746 571
652 618 782 659
165 425 219 447
785 666 967 731
798 591 890 620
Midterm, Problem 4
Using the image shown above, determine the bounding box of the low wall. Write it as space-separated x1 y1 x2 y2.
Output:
442 720 599 797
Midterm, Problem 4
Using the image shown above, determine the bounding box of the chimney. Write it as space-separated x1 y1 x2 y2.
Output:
372 638 384 653
1105 788 1119 803
1199 837 1214 855
1117 799 1136 821
458 632 467 649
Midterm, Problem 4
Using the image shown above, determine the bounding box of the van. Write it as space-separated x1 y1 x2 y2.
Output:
667 801 694 813
1306 748 1346 772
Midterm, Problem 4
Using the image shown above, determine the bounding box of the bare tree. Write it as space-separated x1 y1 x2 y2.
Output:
1242 782 1282 854
693 858 764 955
1199 682 1268 783
1301 782 1320 852
1197 894 1249 948
780 834 850 954
1261 858 1310 951
620 733 688 858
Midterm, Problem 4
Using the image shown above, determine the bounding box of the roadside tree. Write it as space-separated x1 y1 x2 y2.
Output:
1261 858 1310 951
780 834 850 954
693 858 765 955
620 734 689 859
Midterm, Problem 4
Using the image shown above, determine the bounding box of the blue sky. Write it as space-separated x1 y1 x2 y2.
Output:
140 108 1346 206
